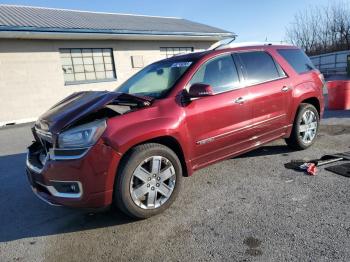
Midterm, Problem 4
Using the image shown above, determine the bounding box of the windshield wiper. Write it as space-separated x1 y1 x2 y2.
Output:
113 92 154 107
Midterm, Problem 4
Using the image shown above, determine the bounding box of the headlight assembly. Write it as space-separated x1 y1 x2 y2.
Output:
58 119 107 149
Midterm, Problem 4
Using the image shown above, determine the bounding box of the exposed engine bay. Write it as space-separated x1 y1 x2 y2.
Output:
29 91 154 169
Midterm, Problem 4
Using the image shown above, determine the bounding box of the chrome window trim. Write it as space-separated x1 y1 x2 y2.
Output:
240 75 289 89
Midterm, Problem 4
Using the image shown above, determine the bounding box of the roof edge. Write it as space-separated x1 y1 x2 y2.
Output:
0 25 235 38
0 30 234 41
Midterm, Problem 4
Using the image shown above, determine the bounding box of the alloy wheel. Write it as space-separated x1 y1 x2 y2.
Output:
130 156 176 209
299 109 318 144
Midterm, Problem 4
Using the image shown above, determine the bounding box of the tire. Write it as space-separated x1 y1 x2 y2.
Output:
114 143 182 219
285 103 320 150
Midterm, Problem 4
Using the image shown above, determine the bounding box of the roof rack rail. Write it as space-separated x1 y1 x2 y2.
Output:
209 40 294 50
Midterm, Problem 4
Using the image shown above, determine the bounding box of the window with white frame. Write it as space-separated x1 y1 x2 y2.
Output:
60 48 116 84
160 47 194 58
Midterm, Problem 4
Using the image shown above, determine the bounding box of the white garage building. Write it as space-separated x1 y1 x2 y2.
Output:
0 5 234 125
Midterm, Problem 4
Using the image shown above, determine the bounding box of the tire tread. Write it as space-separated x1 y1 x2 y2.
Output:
285 103 319 150
114 143 182 218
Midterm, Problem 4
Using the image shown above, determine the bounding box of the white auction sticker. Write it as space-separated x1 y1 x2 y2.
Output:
171 62 192 68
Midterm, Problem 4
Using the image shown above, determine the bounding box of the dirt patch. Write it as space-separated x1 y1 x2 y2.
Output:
244 237 263 256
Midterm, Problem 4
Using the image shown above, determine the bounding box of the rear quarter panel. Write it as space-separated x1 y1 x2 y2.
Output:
269 48 324 125
288 72 324 124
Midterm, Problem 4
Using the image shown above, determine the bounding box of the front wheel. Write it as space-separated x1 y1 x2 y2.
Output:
114 143 182 219
285 103 320 150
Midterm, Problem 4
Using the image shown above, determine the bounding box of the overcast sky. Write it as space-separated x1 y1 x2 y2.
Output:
0 0 334 42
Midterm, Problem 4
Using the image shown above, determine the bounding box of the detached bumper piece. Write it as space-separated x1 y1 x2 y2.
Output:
26 125 121 208
284 151 350 177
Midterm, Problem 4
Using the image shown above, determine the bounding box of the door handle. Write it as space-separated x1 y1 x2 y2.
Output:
281 86 290 92
234 97 245 104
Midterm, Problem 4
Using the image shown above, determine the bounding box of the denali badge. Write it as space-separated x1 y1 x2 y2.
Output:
196 137 215 145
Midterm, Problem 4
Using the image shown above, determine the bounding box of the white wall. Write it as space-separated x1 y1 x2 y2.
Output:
0 39 213 125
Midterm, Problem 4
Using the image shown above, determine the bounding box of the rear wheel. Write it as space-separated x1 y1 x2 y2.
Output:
114 143 182 219
285 103 320 150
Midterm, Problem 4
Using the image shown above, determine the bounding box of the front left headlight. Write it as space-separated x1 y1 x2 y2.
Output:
58 119 107 149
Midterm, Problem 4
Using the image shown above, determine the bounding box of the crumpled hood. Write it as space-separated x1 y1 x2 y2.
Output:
35 91 151 134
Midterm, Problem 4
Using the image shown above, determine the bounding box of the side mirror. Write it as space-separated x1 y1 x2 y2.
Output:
188 83 214 98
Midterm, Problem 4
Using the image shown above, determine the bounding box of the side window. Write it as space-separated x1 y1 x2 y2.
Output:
238 51 281 85
189 54 240 94
277 49 315 74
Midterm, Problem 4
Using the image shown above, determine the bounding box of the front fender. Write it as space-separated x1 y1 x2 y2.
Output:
102 101 190 158
108 117 183 150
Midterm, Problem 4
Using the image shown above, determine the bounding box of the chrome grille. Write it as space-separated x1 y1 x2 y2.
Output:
34 127 53 153
35 127 53 143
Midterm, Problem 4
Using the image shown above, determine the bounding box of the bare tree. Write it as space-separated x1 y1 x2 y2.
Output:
286 1 350 55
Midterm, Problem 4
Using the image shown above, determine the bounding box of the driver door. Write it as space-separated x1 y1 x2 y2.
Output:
184 54 253 170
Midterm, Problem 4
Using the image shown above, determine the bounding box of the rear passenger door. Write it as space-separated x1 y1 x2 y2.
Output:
237 51 291 140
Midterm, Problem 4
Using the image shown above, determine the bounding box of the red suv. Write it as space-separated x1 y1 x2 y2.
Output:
26 43 324 218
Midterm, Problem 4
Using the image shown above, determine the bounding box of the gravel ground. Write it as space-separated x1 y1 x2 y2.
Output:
0 110 349 262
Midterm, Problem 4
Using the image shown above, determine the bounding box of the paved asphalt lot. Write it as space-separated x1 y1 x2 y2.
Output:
0 109 350 262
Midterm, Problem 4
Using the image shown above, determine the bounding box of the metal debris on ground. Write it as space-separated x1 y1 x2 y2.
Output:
284 151 350 176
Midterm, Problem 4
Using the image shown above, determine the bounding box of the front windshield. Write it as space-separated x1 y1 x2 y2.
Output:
115 60 193 98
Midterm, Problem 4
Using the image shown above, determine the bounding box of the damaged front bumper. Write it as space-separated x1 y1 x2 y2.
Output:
26 140 121 208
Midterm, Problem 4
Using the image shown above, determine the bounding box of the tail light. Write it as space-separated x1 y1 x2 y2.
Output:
317 72 327 93
318 73 325 84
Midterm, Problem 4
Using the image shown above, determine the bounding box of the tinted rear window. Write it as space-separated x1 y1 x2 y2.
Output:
277 49 315 74
238 51 280 85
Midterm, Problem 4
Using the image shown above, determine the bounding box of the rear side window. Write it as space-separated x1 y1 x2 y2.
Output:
238 51 281 85
277 49 315 74
189 54 240 94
